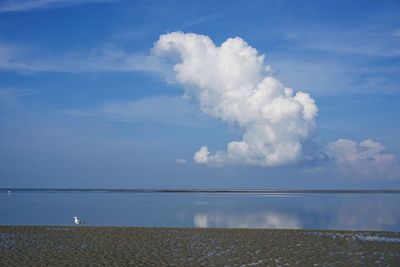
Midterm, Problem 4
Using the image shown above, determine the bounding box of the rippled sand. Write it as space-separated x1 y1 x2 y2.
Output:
1 226 399 266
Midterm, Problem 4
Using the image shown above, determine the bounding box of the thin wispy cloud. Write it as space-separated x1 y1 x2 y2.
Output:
63 96 211 128
0 88 23 101
0 87 35 106
0 0 113 13
271 58 400 95
285 26 400 58
393 28 400 37
175 159 187 164
180 13 221 30
307 41 400 58
268 25 400 95
0 43 167 74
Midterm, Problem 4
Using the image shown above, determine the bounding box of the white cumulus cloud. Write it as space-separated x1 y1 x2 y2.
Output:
327 139 400 179
193 146 210 164
153 32 318 167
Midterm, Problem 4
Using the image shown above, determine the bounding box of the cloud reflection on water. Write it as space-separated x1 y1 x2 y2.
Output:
332 199 399 231
191 194 400 231
194 211 301 229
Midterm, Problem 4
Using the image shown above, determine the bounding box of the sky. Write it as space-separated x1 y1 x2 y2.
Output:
0 0 399 189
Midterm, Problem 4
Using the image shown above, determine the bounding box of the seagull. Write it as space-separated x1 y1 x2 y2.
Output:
74 216 86 225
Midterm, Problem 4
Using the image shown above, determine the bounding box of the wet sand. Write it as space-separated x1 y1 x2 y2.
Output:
1 226 399 266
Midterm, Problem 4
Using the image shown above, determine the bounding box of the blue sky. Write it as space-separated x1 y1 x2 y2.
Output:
0 0 399 189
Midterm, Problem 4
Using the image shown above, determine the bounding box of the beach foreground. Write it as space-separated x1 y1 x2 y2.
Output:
1 226 399 266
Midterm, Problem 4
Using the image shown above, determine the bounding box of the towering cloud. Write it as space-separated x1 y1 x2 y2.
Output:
153 32 318 166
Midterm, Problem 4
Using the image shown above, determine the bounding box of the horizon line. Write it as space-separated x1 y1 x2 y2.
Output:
2 188 400 194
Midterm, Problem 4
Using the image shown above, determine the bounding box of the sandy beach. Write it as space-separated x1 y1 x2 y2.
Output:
1 226 399 266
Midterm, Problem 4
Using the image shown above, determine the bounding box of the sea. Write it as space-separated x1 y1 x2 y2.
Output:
1 189 400 231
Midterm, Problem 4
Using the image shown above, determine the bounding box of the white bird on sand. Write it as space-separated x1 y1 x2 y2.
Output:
74 216 86 225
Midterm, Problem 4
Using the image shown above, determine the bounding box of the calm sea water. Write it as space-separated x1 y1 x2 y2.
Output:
1 191 400 231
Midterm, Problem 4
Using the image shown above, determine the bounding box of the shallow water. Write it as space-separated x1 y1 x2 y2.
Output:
1 191 400 231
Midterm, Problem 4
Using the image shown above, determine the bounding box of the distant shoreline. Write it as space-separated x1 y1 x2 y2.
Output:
2 188 400 194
